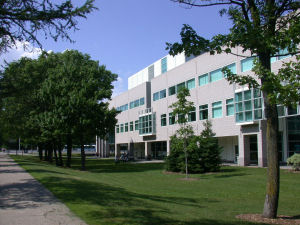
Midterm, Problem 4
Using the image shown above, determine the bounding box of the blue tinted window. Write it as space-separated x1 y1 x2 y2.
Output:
186 78 195 90
139 98 144 106
161 57 167 73
241 57 254 72
153 92 159 101
199 74 208 86
210 69 223 82
160 89 166 99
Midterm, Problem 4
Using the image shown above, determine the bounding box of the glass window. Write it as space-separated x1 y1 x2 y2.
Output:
226 98 234 116
160 89 166 99
161 57 167 73
178 114 185 124
177 82 185 92
130 121 133 131
169 86 176 96
212 101 222 118
140 97 144 106
169 113 175 125
148 64 154 79
120 124 124 133
153 92 159 101
161 114 167 126
277 105 285 117
271 56 277 63
125 123 128 132
116 125 119 133
186 78 195 90
199 104 208 120
288 106 298 115
130 101 134 109
227 63 236 74
199 74 208 86
278 48 290 60
188 107 196 122
235 89 263 122
135 120 139 130
224 63 236 77
139 114 153 135
241 57 254 72
210 68 223 82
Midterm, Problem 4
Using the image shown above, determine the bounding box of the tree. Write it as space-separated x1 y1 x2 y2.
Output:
0 0 96 53
169 87 195 178
167 0 300 218
0 50 118 169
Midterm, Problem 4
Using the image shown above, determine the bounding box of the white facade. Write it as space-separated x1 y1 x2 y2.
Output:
128 52 186 89
101 48 300 167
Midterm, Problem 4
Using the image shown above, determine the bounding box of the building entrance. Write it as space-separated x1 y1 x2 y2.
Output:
249 135 258 165
151 141 167 159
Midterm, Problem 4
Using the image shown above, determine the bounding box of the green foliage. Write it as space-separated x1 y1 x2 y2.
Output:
0 50 117 168
0 0 96 53
287 153 300 171
168 0 300 217
166 120 222 173
168 87 195 176
167 1 300 107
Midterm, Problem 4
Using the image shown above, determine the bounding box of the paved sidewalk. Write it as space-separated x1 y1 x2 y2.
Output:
0 153 86 225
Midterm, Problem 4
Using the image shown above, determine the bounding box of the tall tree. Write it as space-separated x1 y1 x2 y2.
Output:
167 0 300 218
169 87 195 178
0 50 118 169
0 0 96 53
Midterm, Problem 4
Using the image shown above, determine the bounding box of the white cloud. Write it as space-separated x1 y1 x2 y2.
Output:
112 73 129 97
0 40 42 68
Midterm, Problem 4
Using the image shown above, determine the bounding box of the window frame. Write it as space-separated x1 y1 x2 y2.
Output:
212 101 223 119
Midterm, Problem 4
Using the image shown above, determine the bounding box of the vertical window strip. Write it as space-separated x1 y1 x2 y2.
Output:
212 101 222 118
226 98 234 116
199 74 208 86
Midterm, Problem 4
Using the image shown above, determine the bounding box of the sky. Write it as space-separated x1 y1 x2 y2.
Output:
0 0 232 96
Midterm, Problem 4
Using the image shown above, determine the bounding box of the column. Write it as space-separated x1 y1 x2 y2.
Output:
96 136 100 157
115 143 120 158
166 140 170 156
145 142 151 160
238 134 250 166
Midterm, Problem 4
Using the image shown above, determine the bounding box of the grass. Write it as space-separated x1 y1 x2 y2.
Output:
10 155 300 225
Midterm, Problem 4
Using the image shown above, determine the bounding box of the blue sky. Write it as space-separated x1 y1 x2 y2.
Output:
1 0 232 96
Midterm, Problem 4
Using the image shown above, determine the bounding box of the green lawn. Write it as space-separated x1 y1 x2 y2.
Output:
11 156 300 225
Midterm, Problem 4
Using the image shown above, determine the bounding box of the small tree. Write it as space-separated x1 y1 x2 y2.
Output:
169 87 195 178
199 120 222 172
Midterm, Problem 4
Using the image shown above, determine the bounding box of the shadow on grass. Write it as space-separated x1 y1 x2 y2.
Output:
38 176 263 225
70 159 165 173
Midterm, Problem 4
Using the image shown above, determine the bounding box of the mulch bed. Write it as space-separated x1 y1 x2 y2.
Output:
236 214 300 225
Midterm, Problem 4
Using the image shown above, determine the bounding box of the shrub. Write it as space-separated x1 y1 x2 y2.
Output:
287 153 300 171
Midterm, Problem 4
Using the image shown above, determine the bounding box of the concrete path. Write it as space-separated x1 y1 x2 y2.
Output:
0 153 86 225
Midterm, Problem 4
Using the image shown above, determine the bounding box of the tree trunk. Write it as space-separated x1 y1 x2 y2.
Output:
262 100 279 218
184 139 188 179
48 145 53 163
38 144 43 160
80 141 86 171
58 144 63 167
66 134 72 167
260 53 280 219
44 144 48 161
54 144 59 166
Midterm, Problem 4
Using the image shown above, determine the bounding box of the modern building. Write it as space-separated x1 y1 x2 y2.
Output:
96 47 300 167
